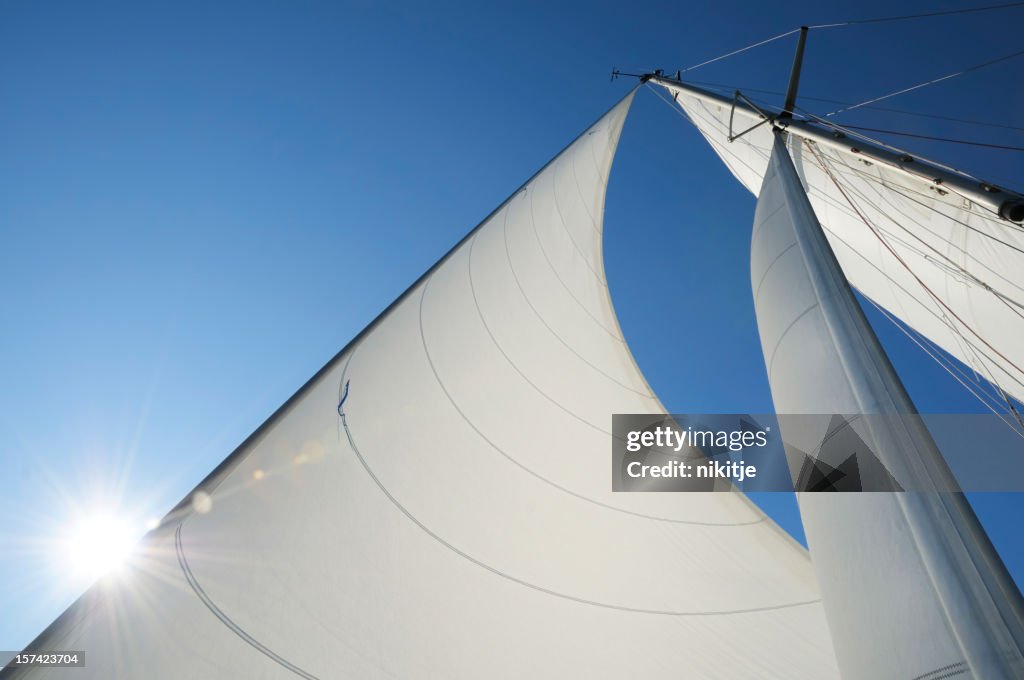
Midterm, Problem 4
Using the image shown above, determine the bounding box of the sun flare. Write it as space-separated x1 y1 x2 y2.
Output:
64 513 137 582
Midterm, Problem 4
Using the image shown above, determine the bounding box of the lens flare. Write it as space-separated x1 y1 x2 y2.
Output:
64 514 136 582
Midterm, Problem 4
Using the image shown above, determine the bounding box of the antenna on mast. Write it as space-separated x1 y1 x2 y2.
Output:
780 26 809 119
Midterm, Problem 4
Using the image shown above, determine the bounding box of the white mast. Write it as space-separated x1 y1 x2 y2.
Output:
649 32 1024 676
755 128 1024 679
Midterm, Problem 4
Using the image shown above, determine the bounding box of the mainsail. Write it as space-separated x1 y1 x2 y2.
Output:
652 75 1024 409
6 91 841 678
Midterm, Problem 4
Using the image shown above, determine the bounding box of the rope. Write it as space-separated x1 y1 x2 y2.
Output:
824 49 1024 117
824 125 1024 152
678 28 801 73
863 295 1024 437
809 1 1024 28
682 79 1023 130
806 143 1024 385
807 144 1024 434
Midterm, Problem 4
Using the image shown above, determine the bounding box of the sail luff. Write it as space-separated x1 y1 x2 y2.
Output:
751 131 1024 679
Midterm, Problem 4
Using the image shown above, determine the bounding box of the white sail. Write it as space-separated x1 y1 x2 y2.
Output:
7 92 840 678
654 78 1024 408
750 131 1024 679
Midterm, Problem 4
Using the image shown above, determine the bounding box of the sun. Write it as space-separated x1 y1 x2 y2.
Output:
64 513 137 583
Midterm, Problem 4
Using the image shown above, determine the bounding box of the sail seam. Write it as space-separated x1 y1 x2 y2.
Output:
527 168 623 340
174 523 322 680
765 302 819 381
549 151 608 286
339 351 816 613
753 241 799 304
495 199 655 397
418 267 760 526
570 133 601 236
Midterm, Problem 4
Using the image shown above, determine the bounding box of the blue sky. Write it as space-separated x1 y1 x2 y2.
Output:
2 0 1023 651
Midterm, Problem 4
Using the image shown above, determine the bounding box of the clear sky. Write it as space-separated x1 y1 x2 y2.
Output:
2 0 1022 652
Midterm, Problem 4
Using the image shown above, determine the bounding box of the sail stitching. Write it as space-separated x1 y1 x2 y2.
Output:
765 302 819 382
569 133 601 236
526 158 624 340
496 196 653 396
174 524 322 680
337 350 819 613
548 152 609 287
419 262 760 526
752 241 799 304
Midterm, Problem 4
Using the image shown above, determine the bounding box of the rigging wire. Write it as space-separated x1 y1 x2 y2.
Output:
823 48 1024 117
806 142 1024 431
673 2 1024 78
812 153 1024 330
862 295 1024 437
806 143 1024 398
826 125 1024 152
808 1 1024 28
682 80 1024 133
678 28 801 74
644 78 1024 433
790 104 1006 193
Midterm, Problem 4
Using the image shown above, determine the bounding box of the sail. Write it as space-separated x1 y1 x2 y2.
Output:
750 131 1024 679
6 91 840 678
654 78 1024 407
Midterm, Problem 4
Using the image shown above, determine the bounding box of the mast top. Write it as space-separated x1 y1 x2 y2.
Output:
780 26 809 119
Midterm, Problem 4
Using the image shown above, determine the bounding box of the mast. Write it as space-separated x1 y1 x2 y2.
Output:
741 33 1024 677
646 74 1024 223
755 126 1024 679
780 26 808 118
